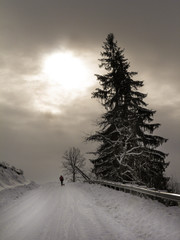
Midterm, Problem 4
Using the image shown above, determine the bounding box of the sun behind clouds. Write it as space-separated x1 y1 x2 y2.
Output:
34 51 94 114
43 51 91 90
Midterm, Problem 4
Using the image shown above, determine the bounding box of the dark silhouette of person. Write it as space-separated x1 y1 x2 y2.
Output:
59 175 64 186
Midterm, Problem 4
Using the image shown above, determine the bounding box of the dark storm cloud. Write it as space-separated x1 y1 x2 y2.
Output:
0 0 179 182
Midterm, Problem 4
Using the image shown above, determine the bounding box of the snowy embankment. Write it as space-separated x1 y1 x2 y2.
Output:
0 162 38 207
85 183 180 240
0 182 179 240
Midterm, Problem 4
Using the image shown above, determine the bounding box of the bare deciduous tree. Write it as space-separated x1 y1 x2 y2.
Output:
62 147 85 182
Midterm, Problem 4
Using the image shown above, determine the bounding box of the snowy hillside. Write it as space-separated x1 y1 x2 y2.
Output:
0 162 38 207
0 162 28 189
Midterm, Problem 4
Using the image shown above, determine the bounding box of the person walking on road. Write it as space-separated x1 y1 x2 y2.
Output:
59 175 64 186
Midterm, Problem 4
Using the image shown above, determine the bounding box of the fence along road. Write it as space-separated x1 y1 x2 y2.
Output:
75 166 180 205
91 180 180 205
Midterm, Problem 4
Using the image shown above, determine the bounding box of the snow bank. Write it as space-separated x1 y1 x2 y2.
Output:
0 181 38 208
0 162 38 207
80 183 180 240
0 162 28 189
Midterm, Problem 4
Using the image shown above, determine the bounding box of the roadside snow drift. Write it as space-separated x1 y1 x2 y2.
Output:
0 162 38 207
0 162 29 189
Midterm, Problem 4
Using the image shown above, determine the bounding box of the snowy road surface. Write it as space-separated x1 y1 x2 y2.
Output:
0 182 180 240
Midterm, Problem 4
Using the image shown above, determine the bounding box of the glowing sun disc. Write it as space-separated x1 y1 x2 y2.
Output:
42 51 91 91
35 51 93 114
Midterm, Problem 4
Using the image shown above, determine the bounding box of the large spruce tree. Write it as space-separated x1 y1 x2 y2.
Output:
87 33 169 189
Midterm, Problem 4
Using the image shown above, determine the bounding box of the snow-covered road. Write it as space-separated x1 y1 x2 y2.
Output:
0 182 132 240
0 182 179 240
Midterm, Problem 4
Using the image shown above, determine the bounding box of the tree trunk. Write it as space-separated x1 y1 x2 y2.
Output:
73 171 76 182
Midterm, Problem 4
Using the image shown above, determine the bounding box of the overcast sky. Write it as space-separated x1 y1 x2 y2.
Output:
0 0 179 183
